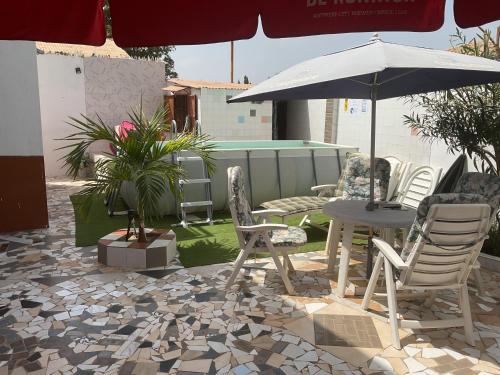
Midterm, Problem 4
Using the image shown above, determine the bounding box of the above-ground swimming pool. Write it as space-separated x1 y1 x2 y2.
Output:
121 140 357 216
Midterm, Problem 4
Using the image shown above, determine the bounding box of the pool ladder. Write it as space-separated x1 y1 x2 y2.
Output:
171 120 214 228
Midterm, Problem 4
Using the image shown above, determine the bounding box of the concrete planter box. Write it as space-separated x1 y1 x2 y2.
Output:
478 253 500 273
98 228 177 268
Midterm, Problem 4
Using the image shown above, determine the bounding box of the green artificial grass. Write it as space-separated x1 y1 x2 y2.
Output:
71 194 366 268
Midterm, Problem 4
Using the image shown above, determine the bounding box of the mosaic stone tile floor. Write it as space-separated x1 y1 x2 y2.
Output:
0 179 499 375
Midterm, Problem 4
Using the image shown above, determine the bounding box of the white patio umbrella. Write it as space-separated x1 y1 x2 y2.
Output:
229 36 500 210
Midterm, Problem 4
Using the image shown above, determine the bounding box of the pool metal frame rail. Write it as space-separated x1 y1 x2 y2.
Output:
244 144 341 211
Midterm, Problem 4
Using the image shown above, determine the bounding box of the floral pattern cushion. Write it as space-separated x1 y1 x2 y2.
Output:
255 226 307 248
454 172 500 213
401 193 490 261
228 166 254 227
342 177 382 201
338 154 391 201
228 166 307 248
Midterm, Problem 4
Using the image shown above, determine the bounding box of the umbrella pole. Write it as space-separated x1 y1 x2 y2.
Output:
366 87 378 211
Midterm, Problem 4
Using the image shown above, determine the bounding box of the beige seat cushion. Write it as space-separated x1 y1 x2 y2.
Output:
261 196 329 216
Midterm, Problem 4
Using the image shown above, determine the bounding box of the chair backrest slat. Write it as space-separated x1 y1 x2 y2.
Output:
408 184 431 194
418 250 472 263
429 220 483 233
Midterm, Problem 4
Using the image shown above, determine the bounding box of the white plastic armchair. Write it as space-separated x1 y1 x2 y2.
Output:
396 166 442 209
226 167 307 295
383 156 403 201
362 195 491 349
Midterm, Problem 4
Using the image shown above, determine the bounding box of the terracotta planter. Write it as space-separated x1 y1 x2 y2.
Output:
98 228 177 268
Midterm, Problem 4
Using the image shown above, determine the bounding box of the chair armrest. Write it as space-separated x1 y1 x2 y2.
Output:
372 238 408 270
311 184 337 192
252 209 288 217
236 224 288 232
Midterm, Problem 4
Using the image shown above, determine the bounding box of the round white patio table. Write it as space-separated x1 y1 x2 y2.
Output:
323 200 417 297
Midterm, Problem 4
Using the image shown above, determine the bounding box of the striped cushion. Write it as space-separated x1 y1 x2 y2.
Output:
261 196 329 216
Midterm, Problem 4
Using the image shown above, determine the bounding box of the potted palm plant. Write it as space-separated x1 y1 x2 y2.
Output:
60 104 214 243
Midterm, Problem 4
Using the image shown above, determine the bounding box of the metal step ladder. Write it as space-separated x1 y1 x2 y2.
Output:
171 119 214 228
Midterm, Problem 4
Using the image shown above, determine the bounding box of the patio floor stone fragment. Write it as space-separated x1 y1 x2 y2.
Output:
0 178 498 374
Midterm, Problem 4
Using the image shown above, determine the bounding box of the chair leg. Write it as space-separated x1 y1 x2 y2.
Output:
225 234 258 290
336 223 353 297
459 285 475 346
326 219 334 256
401 228 409 248
280 248 295 273
361 253 384 310
384 257 401 349
263 236 295 295
299 215 309 227
327 220 342 272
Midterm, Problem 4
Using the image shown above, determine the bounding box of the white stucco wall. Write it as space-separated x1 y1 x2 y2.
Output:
0 41 43 156
38 55 87 177
286 99 326 141
83 57 166 126
199 88 272 140
336 97 470 172
35 55 166 175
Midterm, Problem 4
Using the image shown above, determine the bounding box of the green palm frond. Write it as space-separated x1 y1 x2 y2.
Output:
60 103 214 226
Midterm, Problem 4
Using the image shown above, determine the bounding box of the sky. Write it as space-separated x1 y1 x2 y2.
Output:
172 2 498 84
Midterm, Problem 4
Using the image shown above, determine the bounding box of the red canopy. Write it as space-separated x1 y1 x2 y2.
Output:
109 0 259 46
110 0 445 47
0 0 497 47
0 0 105 46
260 0 445 39
454 0 499 28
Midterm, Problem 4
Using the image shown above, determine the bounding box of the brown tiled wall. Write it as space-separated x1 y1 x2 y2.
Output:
0 156 49 232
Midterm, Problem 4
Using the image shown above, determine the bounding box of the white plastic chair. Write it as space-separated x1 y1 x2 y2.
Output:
396 166 442 209
226 166 307 295
383 156 403 201
362 195 491 349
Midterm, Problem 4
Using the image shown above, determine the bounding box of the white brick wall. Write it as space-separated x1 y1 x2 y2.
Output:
199 88 272 140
